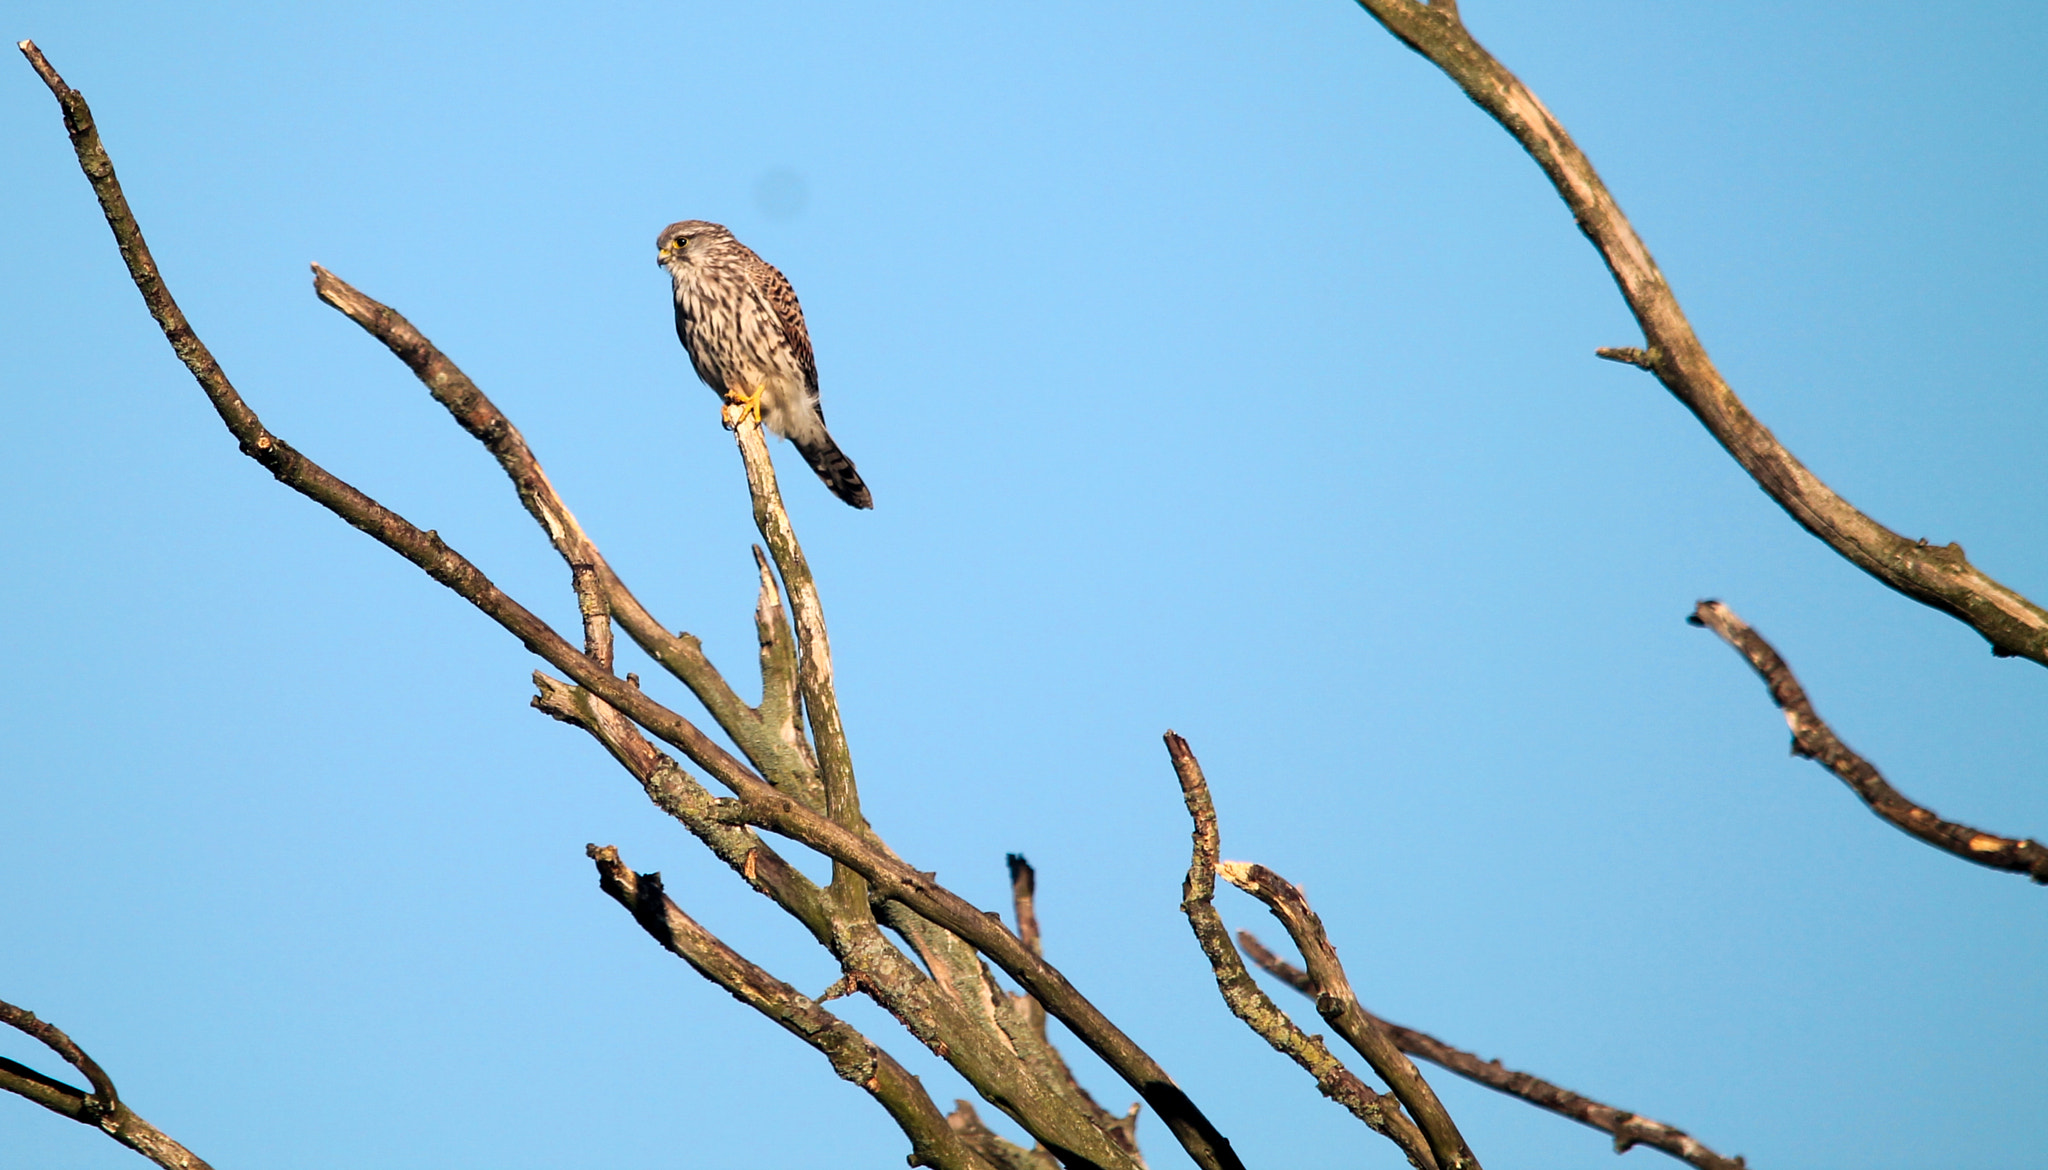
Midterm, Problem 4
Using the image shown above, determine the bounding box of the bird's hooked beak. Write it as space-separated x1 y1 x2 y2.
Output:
656 239 675 267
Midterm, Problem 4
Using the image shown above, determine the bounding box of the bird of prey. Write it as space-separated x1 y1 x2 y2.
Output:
656 220 872 509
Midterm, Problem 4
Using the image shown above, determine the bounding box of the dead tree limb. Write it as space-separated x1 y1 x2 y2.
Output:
585 845 994 1170
1690 600 2048 882
729 419 873 919
1210 861 1477 1170
535 624 1146 1167
1344 3 2048 665
1236 933 1746 1170
998 856 1148 1166
0 999 213 1170
1167 732 1440 1169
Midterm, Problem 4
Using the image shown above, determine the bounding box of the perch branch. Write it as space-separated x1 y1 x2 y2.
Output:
731 421 870 917
1690 601 2048 882
1237 933 1745 1170
586 845 995 1170
1166 733 1438 1170
1345 3 2048 665
0 997 214 1170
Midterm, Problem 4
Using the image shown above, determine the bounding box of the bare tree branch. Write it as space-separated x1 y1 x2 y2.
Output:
996 856 1148 1167
1236 933 1746 1170
1166 732 1438 1170
521 656 1244 1167
1008 854 1043 958
585 845 996 1170
1213 860 1477 1170
1007 854 1050 1042
0 998 214 1170
539 679 1150 1170
729 419 872 919
752 543 819 806
947 1099 1063 1170
1595 346 1654 370
1689 600 2048 882
1342 5 2048 665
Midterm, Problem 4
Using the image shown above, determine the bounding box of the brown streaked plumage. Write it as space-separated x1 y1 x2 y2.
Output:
656 220 871 508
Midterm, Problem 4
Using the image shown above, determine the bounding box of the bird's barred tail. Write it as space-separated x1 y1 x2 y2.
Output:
794 431 872 509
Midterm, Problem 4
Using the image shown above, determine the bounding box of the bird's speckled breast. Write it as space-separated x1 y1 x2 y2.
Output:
673 261 808 421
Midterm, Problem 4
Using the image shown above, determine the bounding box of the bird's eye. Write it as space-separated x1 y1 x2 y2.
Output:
676 236 690 249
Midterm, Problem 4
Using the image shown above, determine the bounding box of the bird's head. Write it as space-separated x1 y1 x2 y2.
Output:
656 220 734 274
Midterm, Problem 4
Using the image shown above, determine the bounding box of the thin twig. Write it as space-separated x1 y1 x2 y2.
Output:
1008 854 1043 957
312 266 838 805
1214 861 1478 1170
1236 933 1745 1170
586 846 996 1170
1690 600 2048 882
1166 733 1438 1170
998 855 1147 1166
1344 4 2048 665
0 998 214 1170
1008 853 1049 1041
1595 346 1655 370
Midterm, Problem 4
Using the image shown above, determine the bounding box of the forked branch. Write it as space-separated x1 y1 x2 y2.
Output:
585 845 994 1170
1167 733 1439 1170
0 998 214 1170
1236 933 1746 1170
1690 601 2048 882
729 419 872 920
538 682 1138 1170
1211 861 1476 1170
1345 4 2048 665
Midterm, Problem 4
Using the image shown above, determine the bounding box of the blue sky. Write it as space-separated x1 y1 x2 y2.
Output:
4 2 2044 1167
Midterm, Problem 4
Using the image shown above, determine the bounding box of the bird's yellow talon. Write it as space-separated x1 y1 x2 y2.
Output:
721 385 765 430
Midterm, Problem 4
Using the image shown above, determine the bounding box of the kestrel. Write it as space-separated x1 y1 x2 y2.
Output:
656 220 872 509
